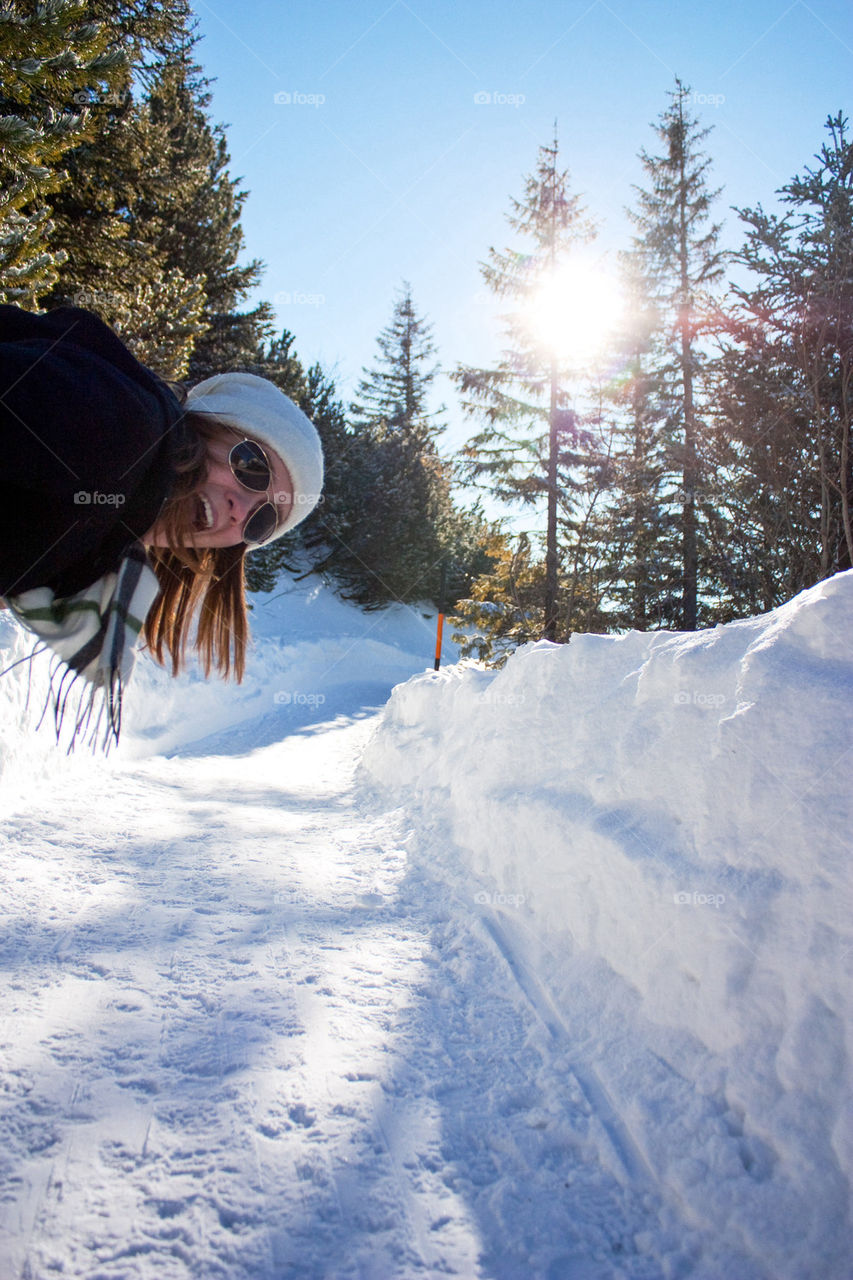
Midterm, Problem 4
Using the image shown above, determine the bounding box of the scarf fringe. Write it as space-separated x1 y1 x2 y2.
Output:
2 643 124 754
49 658 124 754
2 544 158 753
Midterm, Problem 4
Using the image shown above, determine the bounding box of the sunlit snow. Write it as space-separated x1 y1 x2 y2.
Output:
1 572 850 1278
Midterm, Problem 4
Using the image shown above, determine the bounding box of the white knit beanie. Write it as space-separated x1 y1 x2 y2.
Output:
185 372 324 539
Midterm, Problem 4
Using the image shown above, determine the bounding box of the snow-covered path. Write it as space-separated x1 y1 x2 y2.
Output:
2 575 851 1278
0 712 687 1280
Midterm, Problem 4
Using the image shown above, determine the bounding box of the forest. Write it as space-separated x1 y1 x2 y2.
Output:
3 0 851 661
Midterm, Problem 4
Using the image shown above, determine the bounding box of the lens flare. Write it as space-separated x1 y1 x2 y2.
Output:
521 258 623 364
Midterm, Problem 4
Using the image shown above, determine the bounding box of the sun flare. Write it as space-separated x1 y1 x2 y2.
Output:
522 258 623 364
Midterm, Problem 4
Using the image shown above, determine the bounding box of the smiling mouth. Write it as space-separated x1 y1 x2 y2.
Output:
194 494 214 532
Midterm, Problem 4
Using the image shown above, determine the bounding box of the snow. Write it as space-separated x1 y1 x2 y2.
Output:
362 570 853 1277
1 571 851 1277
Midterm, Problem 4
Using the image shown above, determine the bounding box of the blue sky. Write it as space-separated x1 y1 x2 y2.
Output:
190 0 852 454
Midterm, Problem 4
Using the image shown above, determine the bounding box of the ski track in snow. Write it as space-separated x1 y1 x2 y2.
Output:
0 711 705 1280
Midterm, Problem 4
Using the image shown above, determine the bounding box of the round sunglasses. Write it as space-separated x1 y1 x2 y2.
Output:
228 439 280 547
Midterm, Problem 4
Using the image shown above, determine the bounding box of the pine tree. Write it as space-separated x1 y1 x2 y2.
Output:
141 24 269 380
240 329 396 599
350 281 443 444
589 257 679 629
450 531 545 664
0 0 125 305
628 79 726 628
43 74 207 378
336 284 458 606
453 134 598 641
43 4 266 380
715 112 853 595
137 29 271 379
243 311 495 609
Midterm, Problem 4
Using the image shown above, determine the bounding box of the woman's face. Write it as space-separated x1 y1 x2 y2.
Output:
147 431 294 549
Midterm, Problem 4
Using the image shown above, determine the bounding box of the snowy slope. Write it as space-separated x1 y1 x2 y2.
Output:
0 577 442 808
0 580 683 1279
0 571 851 1278
362 569 853 1278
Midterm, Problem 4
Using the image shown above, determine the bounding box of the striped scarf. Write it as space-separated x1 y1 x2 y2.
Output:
3 543 161 750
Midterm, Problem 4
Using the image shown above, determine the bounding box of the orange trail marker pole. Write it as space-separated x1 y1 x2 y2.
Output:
434 562 448 671
434 613 445 671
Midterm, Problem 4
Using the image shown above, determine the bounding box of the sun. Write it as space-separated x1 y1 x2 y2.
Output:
521 257 623 365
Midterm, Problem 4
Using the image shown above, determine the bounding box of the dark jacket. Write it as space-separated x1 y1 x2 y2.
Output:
0 306 186 598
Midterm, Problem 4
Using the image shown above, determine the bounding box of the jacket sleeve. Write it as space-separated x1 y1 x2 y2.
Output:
0 306 184 597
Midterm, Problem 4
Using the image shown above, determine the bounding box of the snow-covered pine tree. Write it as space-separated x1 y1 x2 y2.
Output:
628 79 726 629
124 20 269 380
0 0 124 305
44 3 268 379
141 19 271 381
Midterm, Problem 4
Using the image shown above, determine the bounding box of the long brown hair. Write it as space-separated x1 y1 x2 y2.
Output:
143 409 250 682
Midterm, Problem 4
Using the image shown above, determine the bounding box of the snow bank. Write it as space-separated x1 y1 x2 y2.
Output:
361 571 853 1277
117 578 440 759
0 576 441 809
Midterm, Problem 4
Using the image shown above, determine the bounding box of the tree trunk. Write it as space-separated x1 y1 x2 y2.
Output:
681 320 698 629
837 323 853 570
677 106 698 631
631 417 648 629
543 359 559 641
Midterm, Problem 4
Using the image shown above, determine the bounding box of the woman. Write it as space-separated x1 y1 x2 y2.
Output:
0 304 324 745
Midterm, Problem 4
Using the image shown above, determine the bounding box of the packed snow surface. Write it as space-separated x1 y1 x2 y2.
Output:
1 572 851 1278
